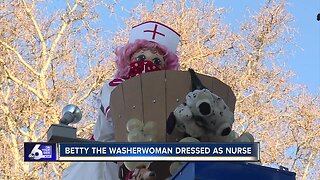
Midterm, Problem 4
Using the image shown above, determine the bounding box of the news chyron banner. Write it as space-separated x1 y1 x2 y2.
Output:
24 142 260 162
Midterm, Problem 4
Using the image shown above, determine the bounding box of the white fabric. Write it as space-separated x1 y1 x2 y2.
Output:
93 81 119 142
129 21 180 53
62 79 123 180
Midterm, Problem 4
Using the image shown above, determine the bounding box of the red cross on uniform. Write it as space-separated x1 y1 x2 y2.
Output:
143 24 165 40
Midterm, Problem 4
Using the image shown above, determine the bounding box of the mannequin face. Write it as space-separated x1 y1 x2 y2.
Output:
131 48 165 69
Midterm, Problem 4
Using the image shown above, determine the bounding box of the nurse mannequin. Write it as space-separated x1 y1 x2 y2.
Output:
62 21 181 180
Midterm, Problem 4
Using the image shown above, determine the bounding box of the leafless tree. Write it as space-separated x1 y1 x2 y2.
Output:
0 0 116 179
0 0 318 179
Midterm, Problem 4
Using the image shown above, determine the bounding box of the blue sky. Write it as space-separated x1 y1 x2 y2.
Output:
213 0 320 94
287 0 320 94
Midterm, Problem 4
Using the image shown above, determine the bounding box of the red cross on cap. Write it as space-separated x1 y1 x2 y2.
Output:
143 24 165 40
129 21 180 53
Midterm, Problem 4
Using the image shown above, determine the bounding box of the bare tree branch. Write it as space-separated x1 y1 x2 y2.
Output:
0 40 39 76
22 0 48 65
40 1 79 99
2 65 43 100
302 151 313 180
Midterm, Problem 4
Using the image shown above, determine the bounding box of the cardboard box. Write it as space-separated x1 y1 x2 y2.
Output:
110 70 236 143
110 70 236 179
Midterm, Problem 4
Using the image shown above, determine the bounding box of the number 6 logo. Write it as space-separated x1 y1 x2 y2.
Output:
28 144 43 160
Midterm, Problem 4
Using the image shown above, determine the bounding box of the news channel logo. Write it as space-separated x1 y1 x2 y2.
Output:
24 143 57 161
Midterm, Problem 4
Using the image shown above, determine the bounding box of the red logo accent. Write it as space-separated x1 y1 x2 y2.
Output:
109 79 124 86
143 24 165 40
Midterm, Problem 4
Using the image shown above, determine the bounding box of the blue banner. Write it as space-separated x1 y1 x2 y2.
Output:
24 143 57 161
58 142 260 161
